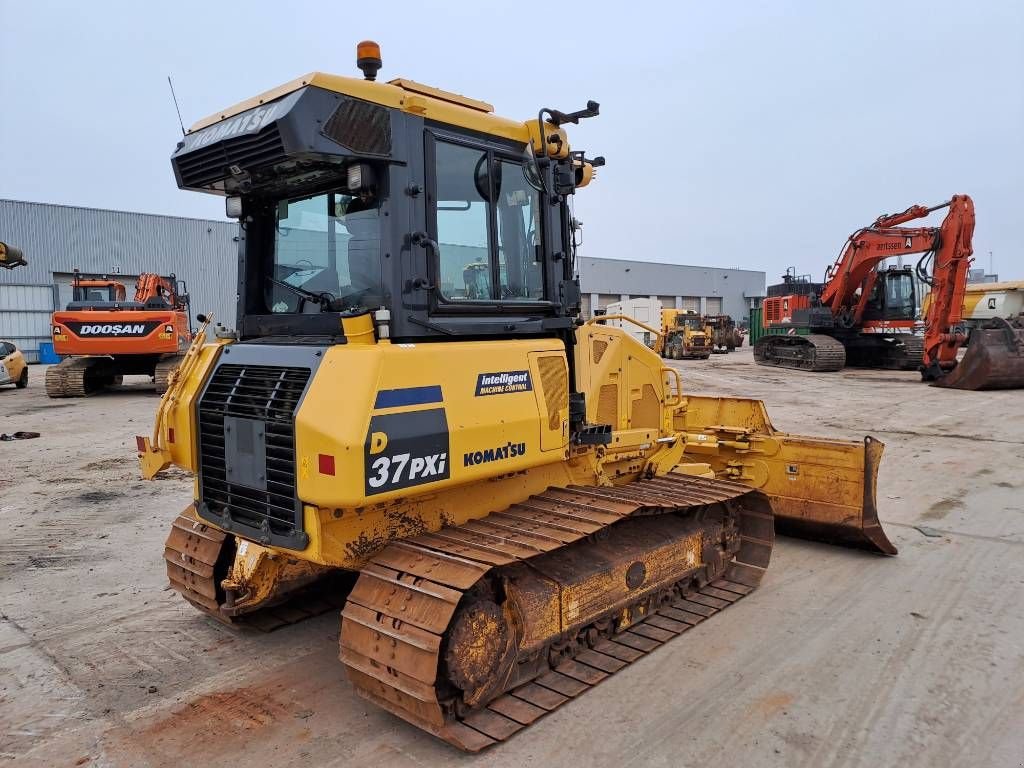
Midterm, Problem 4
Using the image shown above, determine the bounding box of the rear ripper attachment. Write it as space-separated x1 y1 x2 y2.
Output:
163 511 347 631
340 474 773 751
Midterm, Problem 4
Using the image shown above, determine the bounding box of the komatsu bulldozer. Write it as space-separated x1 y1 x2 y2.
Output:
140 42 896 752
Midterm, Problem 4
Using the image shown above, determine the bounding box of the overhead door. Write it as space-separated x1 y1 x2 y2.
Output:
705 297 723 315
656 295 677 309
681 296 700 312
0 283 58 363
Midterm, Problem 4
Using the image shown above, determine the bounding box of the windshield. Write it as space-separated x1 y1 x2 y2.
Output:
268 188 383 313
884 273 915 318
681 316 703 331
73 285 118 302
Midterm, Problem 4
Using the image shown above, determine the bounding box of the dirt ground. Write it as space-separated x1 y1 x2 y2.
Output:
1 350 1022 768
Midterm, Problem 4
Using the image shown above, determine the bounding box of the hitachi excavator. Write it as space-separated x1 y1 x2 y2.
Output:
139 42 897 752
754 197 1024 389
47 270 191 396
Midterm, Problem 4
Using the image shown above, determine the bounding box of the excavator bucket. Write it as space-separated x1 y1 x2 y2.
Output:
931 316 1024 390
681 396 897 555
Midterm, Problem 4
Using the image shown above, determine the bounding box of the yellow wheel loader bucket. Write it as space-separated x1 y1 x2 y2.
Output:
931 316 1024 390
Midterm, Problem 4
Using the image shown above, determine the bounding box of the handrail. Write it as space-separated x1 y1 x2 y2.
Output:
663 366 685 408
584 313 664 341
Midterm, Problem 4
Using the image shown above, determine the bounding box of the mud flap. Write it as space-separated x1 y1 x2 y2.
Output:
930 317 1024 390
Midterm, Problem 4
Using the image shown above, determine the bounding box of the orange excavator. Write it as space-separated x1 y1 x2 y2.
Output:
47 270 192 397
754 195 1024 389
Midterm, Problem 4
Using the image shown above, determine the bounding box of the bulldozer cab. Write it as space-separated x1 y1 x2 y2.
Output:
173 76 594 347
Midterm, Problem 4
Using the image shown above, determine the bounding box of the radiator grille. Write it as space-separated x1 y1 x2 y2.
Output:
198 363 310 543
177 125 285 188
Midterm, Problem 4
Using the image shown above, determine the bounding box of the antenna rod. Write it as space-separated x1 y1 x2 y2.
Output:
167 76 186 137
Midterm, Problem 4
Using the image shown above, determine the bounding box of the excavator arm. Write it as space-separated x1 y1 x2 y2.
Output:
134 273 185 309
820 215 946 323
918 196 975 377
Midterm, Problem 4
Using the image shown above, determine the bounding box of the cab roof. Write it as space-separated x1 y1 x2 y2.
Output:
189 72 531 145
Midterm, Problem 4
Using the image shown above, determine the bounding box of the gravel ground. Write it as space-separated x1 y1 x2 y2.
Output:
1 350 1021 767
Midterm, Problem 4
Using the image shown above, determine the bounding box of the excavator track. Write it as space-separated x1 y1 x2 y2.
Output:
163 513 347 631
888 334 924 370
753 333 846 372
340 474 773 751
845 333 923 370
153 354 185 394
44 357 116 398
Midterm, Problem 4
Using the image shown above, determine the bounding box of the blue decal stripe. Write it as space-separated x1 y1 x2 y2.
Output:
374 385 443 409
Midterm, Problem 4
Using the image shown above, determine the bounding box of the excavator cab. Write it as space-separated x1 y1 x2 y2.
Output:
70 271 128 306
861 267 916 322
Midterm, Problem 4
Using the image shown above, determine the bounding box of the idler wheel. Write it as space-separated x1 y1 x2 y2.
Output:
444 600 516 707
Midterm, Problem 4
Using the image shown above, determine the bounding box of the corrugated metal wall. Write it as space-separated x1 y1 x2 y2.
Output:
0 282 57 362
0 199 239 359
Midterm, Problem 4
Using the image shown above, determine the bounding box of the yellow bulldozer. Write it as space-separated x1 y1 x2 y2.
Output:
140 42 896 752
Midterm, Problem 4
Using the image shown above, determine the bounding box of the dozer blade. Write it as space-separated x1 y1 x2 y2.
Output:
931 316 1024 390
680 396 897 555
769 436 895 554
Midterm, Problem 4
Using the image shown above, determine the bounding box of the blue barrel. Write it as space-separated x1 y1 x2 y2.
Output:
38 342 61 364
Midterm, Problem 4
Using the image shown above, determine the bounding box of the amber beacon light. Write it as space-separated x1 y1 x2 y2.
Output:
356 40 382 80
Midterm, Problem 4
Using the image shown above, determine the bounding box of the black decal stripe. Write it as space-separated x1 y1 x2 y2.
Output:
374 385 443 409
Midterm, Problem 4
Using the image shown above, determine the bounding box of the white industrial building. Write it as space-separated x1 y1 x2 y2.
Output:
578 256 765 322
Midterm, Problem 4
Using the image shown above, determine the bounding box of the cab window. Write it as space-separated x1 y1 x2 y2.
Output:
434 142 492 300
431 138 544 304
269 189 383 313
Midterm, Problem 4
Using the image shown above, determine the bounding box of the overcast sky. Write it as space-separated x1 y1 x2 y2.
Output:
1 1 1021 281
